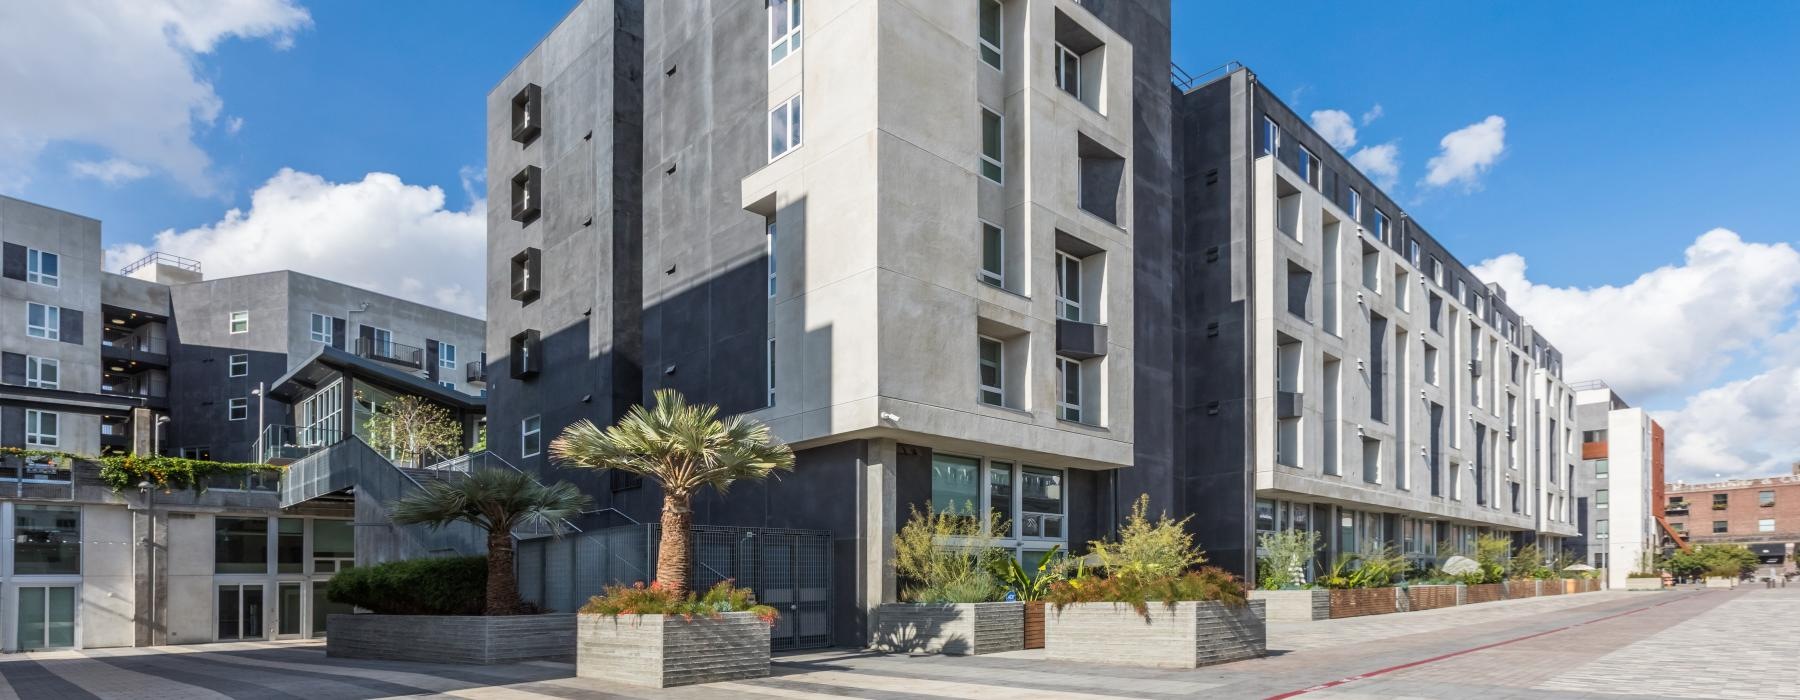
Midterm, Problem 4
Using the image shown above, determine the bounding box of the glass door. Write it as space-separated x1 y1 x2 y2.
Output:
15 586 76 650
217 584 265 640
277 582 303 638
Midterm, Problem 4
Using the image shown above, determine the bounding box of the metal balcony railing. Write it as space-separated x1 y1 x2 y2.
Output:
354 337 423 368
119 251 201 276
260 424 344 464
466 360 487 384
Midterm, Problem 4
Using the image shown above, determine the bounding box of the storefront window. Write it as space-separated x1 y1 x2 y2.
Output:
312 519 355 573
14 505 80 575
277 518 305 573
215 517 269 574
930 454 981 518
1255 499 1275 532
1020 467 1063 539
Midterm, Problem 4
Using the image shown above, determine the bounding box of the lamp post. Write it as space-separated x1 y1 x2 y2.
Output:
153 415 170 456
251 382 266 462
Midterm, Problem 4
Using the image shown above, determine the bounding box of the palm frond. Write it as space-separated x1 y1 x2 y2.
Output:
548 389 794 496
388 468 591 537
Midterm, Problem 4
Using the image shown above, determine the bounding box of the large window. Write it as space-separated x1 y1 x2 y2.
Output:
278 518 305 574
25 356 58 389
979 220 1004 287
230 310 249 334
768 0 801 64
26 249 59 287
313 519 355 573
1055 251 1082 321
216 517 269 574
769 94 802 160
988 462 1013 529
977 336 1004 406
229 353 248 378
930 454 981 516
979 108 1004 183
1760 490 1775 507
439 342 458 370
310 313 333 344
1055 43 1081 99
1019 467 1064 539
25 409 58 448
977 0 1002 69
14 505 80 575
931 456 1064 542
521 415 542 458
26 302 59 340
1056 356 1082 423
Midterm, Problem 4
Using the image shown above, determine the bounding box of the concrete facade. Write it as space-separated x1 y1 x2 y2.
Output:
1572 383 1665 587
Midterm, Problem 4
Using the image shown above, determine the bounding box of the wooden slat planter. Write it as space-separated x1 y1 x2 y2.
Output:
1504 580 1537 599
1023 602 1045 649
1403 584 1459 611
1465 583 1505 604
1328 588 1399 618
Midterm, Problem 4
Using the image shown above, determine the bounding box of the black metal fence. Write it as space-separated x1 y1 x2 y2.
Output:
516 524 833 651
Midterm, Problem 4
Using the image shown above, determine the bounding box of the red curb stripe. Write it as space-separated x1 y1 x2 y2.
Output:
1263 594 1698 699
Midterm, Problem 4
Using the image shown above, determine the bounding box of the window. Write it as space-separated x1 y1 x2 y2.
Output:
510 83 541 144
1056 251 1082 321
25 356 58 389
439 343 458 370
931 454 981 516
439 381 455 390
1055 43 1081 99
766 338 776 407
1056 356 1082 422
768 0 801 64
767 218 778 296
230 310 249 334
1347 189 1362 221
228 397 248 421
215 517 269 574
278 519 304 574
1261 116 1280 156
977 0 1002 69
1428 293 1443 333
1374 211 1391 245
371 327 394 357
1760 490 1775 507
228 353 248 378
1713 520 1729 534
989 462 1013 531
310 313 333 344
25 410 57 448
26 249 59 287
1714 493 1729 510
978 336 1004 406
26 302 59 340
1595 519 1609 539
769 94 802 160
1424 344 1439 385
1760 518 1776 533
1595 459 1609 479
979 221 1004 287
510 248 542 302
1408 240 1420 266
1429 256 1444 286
1582 429 1607 444
979 108 1003 183
1297 146 1319 188
1595 489 1609 509
1020 466 1064 538
1286 262 1312 319
521 415 542 458
313 519 355 573
14 505 80 575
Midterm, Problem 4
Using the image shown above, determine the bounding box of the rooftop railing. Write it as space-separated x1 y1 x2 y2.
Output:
118 251 201 276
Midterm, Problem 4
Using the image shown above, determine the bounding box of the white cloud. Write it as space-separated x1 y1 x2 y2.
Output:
69 159 153 185
227 117 246 136
1471 230 1800 481
0 0 310 193
1309 109 1357 151
1349 142 1401 190
105 168 488 317
1422 115 1506 190
1361 104 1384 126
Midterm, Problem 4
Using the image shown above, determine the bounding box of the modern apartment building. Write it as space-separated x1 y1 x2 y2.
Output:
1663 470 1800 579
1571 381 1666 586
1168 70 1584 577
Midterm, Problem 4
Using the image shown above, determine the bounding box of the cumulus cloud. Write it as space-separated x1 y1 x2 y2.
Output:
1422 115 1506 190
1361 104 1384 125
70 159 153 185
1349 143 1401 190
105 169 487 317
0 0 310 193
1309 109 1358 151
1657 364 1800 481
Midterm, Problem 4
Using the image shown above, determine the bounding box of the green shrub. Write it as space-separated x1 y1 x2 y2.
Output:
1255 529 1319 589
892 502 1008 603
1320 547 1406 589
1045 567 1245 615
580 580 777 623
326 556 486 615
1091 494 1204 583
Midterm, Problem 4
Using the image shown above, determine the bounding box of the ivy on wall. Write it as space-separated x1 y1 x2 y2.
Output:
0 447 282 493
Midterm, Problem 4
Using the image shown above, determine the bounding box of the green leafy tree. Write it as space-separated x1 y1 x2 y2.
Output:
390 469 590 615
549 389 794 599
364 395 464 467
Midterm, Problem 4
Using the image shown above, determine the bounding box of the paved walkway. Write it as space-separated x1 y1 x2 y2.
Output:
2 588 1792 699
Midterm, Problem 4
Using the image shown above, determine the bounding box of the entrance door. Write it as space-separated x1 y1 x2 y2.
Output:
217 584 265 640
276 582 303 638
15 586 76 650
759 533 831 651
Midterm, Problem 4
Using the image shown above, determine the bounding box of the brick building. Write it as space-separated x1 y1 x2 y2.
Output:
1663 468 1800 577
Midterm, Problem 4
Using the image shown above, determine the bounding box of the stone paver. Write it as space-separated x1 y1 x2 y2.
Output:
0 588 1786 699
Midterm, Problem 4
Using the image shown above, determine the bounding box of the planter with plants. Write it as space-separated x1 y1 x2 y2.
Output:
870 504 1023 655
1400 581 1461 611
995 544 1062 650
1043 496 1265 669
550 389 794 688
327 467 590 663
1322 549 1406 618
1250 530 1327 621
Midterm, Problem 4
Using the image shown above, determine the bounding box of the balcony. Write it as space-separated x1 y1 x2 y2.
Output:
101 337 169 368
1665 501 1690 515
260 424 344 465
1054 319 1108 360
466 360 487 384
355 337 423 369
100 383 167 409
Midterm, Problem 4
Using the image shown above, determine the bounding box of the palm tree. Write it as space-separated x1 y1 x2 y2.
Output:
390 468 591 615
550 389 794 598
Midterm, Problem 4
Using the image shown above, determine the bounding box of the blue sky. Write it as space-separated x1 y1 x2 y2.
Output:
3 1 1797 480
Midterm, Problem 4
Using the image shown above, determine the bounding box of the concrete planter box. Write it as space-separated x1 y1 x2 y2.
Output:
1044 601 1266 669
1465 582 1506 604
577 612 770 688
1249 589 1329 621
1402 584 1460 611
1328 587 1400 618
1704 577 1736 589
1504 580 1537 599
327 613 575 664
1625 577 1664 591
870 602 1023 655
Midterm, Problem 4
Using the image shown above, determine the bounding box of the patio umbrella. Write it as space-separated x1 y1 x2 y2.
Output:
1563 563 1596 571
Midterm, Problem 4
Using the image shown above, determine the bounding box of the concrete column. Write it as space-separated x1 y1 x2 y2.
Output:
132 506 169 646
858 438 898 642
130 407 154 455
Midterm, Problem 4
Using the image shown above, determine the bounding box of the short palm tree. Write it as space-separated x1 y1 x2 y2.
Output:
550 389 794 598
390 468 591 615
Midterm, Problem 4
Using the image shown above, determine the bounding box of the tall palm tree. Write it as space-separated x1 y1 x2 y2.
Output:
550 389 794 598
390 468 591 615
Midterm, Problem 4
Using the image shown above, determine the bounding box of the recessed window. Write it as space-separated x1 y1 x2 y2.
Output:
768 0 801 64
229 310 249 334
310 313 334 344
215 517 268 574
767 218 778 297
1430 256 1444 286
439 381 456 390
979 221 1004 288
228 397 248 421
1374 210 1391 245
511 83 542 144
521 415 542 458
1286 261 1312 320
1056 251 1082 321
25 356 58 389
769 94 802 161
439 343 458 370
766 338 776 407
14 505 79 574
1714 493 1729 509
1596 519 1610 539
1713 520 1728 534
1424 344 1439 385
977 0 1002 69
978 335 1004 406
26 249 59 287
510 248 542 302
510 329 541 379
26 302 59 340
1347 189 1362 221
1595 489 1609 508
1055 43 1081 99
1261 116 1280 156
979 108 1004 183
1761 490 1775 507
510 166 541 223
228 353 248 378
25 409 58 448
1408 240 1421 266
1428 293 1444 333
1057 355 1082 422
1594 459 1609 479
1297 146 1319 188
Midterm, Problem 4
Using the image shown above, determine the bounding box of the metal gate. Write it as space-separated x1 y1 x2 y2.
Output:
656 526 833 651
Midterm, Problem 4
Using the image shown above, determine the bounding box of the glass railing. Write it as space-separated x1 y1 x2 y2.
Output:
102 336 168 354
260 424 344 463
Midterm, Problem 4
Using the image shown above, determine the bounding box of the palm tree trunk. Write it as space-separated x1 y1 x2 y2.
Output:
658 490 693 598
486 529 520 615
